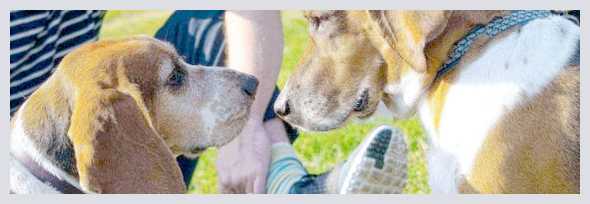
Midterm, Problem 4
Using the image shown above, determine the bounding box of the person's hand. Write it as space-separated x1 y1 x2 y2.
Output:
216 118 272 193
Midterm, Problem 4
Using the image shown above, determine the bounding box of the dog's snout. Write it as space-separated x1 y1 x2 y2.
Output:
240 75 259 97
275 99 291 117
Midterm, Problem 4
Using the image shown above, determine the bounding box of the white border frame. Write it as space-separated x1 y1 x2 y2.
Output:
2 1 587 204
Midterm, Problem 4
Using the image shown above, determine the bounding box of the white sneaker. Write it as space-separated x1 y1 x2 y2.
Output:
338 125 408 194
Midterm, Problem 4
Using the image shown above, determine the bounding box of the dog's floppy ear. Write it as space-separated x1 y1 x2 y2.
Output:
367 11 450 72
67 89 186 194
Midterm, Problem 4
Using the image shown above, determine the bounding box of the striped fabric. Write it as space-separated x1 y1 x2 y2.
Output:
10 10 105 115
266 143 308 194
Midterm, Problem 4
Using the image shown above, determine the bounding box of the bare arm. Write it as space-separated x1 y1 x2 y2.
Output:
225 11 283 121
216 10 288 194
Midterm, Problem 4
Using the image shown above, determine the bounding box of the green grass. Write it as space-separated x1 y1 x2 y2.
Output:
99 10 173 40
99 10 430 194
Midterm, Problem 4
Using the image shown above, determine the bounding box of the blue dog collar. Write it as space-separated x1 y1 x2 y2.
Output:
434 10 553 80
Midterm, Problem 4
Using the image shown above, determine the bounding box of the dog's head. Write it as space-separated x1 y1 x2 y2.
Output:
61 36 257 157
275 11 452 131
31 36 257 193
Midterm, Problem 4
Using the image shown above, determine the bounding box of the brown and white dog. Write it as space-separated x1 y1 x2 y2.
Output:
274 11 579 193
10 36 258 194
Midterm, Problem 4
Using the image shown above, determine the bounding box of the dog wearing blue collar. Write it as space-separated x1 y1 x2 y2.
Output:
275 10 579 193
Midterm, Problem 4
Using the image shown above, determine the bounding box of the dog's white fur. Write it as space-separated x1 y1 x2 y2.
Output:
384 69 425 118
10 103 86 194
417 16 579 193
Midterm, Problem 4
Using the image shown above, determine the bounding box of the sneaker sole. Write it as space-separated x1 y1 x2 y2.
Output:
339 125 408 194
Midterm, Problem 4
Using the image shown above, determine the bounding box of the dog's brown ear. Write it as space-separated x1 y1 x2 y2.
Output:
67 89 186 194
367 11 450 72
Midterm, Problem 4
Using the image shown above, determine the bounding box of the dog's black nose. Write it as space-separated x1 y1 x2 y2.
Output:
275 100 291 117
240 75 259 97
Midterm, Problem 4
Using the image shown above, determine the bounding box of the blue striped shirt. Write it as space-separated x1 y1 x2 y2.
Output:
10 10 105 114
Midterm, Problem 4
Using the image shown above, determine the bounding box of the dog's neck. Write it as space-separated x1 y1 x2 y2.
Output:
424 11 511 76
11 76 79 181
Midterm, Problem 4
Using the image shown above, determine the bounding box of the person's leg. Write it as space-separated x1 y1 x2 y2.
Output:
267 125 409 194
266 142 333 193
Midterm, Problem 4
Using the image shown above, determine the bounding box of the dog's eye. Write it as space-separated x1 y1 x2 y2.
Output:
167 69 185 87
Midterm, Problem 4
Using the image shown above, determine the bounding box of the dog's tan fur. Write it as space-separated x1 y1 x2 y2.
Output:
460 65 579 193
275 11 579 193
10 36 256 193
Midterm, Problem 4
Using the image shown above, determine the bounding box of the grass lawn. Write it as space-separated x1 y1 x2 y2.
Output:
99 10 430 194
